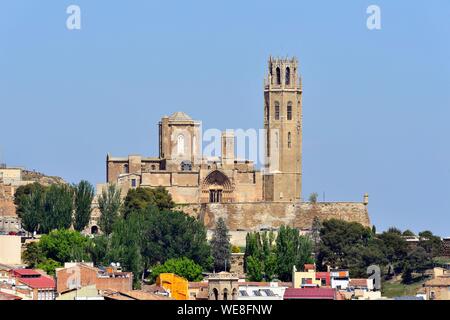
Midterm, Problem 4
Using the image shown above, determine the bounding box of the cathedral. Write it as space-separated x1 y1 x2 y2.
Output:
97 57 370 235
106 57 301 204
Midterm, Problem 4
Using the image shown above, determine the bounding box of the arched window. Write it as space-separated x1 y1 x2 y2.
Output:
275 102 280 120
177 134 185 155
287 102 292 120
288 132 292 148
276 67 281 85
213 288 219 300
123 164 129 174
285 67 290 85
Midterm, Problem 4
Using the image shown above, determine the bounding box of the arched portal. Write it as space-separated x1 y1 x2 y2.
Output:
223 288 229 300
232 288 238 300
212 288 219 300
91 225 99 235
201 170 234 203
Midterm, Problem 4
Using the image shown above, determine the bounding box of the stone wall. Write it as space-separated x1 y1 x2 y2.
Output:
177 201 371 231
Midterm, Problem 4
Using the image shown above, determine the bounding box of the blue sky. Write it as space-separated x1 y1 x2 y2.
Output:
0 1 449 236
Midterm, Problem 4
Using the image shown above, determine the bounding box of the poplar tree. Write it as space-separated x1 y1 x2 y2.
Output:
73 180 94 231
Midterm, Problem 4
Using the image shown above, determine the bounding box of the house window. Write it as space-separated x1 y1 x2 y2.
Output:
275 102 280 120
124 164 129 174
288 132 292 148
287 102 292 120
131 179 136 188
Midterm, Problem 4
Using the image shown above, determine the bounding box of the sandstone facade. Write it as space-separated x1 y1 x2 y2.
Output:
98 56 371 233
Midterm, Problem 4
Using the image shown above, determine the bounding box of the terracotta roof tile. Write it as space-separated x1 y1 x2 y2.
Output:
284 288 335 300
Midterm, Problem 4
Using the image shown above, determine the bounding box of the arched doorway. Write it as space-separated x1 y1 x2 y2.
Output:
212 288 219 300
201 170 234 203
91 225 98 235
223 288 228 300
232 288 238 300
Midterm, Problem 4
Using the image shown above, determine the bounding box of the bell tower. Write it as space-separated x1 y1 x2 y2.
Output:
263 56 302 202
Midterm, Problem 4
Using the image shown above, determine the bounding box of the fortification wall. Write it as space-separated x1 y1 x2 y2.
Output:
177 201 371 231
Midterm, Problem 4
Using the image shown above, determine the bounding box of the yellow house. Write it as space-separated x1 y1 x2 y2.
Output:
156 273 188 300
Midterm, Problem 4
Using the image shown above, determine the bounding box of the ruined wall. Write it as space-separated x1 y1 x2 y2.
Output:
177 201 371 231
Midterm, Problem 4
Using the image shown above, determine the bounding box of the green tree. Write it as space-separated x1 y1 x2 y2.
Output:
418 230 442 257
402 229 415 237
142 207 212 269
150 258 203 282
264 253 277 281
98 184 122 235
123 187 174 218
37 259 62 276
89 235 109 266
39 229 91 264
107 212 146 288
246 256 263 282
317 219 373 272
231 245 241 253
73 180 94 231
308 192 318 203
378 229 408 274
41 184 74 233
276 225 314 281
22 229 91 275
17 184 46 235
14 183 46 220
210 218 231 272
22 242 44 268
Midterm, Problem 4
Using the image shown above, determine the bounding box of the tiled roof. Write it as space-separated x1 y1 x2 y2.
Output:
284 288 335 300
13 269 40 276
424 276 450 287
103 290 173 300
0 291 22 300
17 275 55 289
349 279 368 287
188 282 208 289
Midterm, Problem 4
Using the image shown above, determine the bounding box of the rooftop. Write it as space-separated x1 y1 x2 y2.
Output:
17 275 55 289
168 111 192 121
284 288 336 300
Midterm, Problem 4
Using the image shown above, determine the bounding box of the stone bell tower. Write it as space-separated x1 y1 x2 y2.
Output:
263 56 302 202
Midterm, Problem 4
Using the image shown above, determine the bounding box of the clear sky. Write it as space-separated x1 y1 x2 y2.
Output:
1 1 449 236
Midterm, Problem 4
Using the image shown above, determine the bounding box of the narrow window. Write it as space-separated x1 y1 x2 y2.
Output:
124 164 129 174
287 102 292 120
275 102 280 120
285 67 290 85
276 67 281 85
288 132 292 148
131 179 136 188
